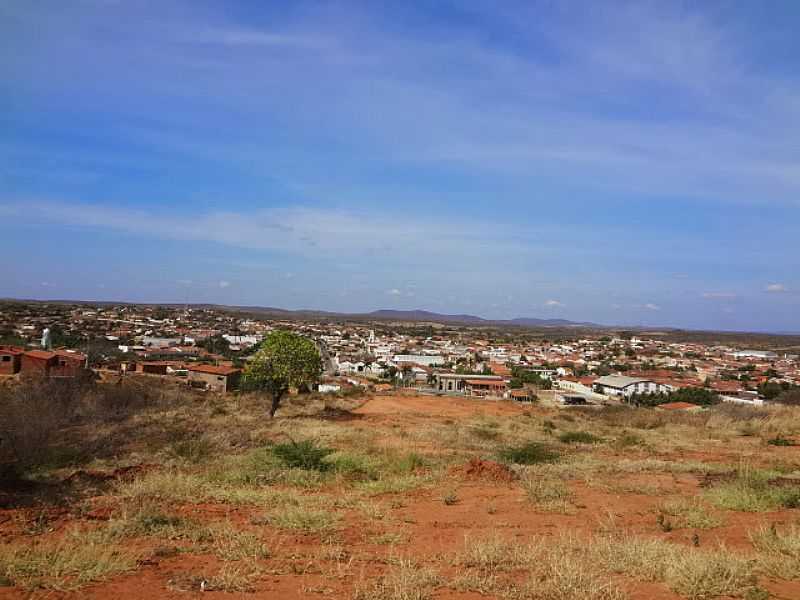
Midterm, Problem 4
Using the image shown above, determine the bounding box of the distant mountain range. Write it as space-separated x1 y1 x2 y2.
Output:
0 298 600 328
214 306 601 328
362 309 599 327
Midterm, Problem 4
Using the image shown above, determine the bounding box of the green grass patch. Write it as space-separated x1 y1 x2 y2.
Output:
558 430 602 444
271 439 333 471
498 442 558 465
704 466 800 512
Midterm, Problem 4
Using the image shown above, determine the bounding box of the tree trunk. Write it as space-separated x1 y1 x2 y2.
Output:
269 392 283 418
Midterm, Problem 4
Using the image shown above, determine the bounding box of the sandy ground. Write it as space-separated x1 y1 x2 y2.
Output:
1 393 799 600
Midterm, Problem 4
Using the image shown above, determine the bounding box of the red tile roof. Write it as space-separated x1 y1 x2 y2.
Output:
24 350 56 360
0 346 24 356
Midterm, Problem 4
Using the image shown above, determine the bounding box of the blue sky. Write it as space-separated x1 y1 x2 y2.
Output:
1 1 798 332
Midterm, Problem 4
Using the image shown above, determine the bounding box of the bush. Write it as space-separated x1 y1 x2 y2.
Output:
766 435 795 447
170 437 215 463
271 439 333 471
498 442 558 465
0 380 83 473
558 431 602 444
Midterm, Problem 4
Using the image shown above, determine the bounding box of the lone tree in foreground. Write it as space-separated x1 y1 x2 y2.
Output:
243 330 323 418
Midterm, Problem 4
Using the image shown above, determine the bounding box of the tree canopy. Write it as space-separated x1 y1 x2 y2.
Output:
243 330 322 417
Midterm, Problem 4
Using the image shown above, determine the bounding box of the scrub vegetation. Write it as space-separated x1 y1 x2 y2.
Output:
2 378 800 599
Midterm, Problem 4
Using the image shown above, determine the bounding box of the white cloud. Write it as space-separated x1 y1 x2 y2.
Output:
544 299 564 307
765 283 787 293
218 280 230 288
386 288 402 296
644 303 661 311
702 292 737 299
1 200 541 267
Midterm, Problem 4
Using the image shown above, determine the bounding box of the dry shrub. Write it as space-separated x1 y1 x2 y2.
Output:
0 379 83 472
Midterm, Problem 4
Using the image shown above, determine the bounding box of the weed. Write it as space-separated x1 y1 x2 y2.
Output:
704 465 800 512
170 437 215 463
615 431 645 448
271 439 333 471
590 533 755 599
207 563 262 592
521 475 573 513
209 523 271 561
766 435 795 447
750 523 800 579
354 560 439 600
558 431 602 444
267 507 338 532
0 527 140 590
658 498 723 529
370 532 407 545
656 513 673 532
498 442 559 465
455 534 530 572
471 422 501 441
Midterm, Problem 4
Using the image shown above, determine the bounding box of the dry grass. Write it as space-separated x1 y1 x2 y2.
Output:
590 534 755 599
455 533 532 572
265 506 339 532
658 497 724 529
354 559 440 600
521 472 574 513
750 523 800 579
0 527 141 590
704 464 800 512
6 383 800 598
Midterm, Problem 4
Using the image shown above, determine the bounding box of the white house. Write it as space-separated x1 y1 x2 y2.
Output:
392 354 445 367
592 375 671 398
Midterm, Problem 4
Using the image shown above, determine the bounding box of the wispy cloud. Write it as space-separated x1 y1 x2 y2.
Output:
765 283 788 293
702 292 737 299
0 200 536 265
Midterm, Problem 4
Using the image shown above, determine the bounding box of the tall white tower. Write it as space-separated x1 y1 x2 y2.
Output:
41 327 52 350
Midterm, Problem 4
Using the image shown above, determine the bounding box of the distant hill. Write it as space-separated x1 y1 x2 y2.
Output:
361 309 598 327
0 298 600 328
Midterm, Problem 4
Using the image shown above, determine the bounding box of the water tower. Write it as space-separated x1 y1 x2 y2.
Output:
41 327 52 350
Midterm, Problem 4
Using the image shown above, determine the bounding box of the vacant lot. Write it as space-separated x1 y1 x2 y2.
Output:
2 382 800 599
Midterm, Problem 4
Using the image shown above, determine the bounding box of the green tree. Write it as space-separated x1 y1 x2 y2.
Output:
243 331 322 418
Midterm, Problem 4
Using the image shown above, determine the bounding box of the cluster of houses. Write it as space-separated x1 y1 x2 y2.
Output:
2 302 797 402
0 345 88 378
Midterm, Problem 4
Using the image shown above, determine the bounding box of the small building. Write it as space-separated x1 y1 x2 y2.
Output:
392 354 445 367
557 394 590 406
187 364 241 393
592 375 668 398
510 388 535 402
50 350 88 377
21 350 58 376
434 373 506 394
464 378 507 398
0 346 24 375
139 362 170 375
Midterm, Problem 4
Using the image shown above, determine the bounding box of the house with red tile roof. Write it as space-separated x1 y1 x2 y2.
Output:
0 346 24 375
187 364 241 393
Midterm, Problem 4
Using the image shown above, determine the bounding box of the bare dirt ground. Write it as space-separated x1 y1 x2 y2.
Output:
355 392 533 418
2 389 800 600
